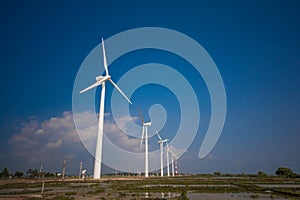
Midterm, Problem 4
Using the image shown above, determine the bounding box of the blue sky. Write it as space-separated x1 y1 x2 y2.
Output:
0 0 299 175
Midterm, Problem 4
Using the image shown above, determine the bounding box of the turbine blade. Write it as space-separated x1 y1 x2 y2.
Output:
140 126 145 149
155 130 162 141
79 80 104 94
138 107 144 124
102 37 109 76
109 79 132 104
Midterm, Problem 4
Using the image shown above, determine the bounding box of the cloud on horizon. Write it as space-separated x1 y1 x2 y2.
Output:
4 111 143 173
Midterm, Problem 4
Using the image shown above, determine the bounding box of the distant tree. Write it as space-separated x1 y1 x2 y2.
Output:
14 171 24 178
1 168 10 178
44 172 55 177
257 171 267 177
275 167 297 178
27 168 38 178
214 171 221 176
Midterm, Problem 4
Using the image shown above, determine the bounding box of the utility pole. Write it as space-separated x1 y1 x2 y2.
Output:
62 160 66 180
38 163 43 181
79 162 82 179
41 181 45 196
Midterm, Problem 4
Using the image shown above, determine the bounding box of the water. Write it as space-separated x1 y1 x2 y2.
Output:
142 184 185 188
142 184 236 188
257 184 300 188
144 192 180 199
188 192 287 200
189 184 236 187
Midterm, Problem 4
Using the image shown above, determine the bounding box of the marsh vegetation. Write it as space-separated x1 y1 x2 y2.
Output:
0 175 299 199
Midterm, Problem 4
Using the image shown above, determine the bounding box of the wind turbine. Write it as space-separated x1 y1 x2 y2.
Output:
155 130 169 177
175 156 179 176
166 142 170 176
80 38 132 179
138 108 151 177
170 150 176 176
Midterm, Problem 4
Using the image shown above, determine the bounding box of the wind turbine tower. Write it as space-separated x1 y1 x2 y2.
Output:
166 142 170 176
80 38 132 179
170 151 175 177
175 160 178 176
139 109 151 177
156 130 169 177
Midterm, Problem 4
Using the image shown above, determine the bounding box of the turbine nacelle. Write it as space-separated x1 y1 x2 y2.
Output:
96 75 104 81
143 122 152 126
96 75 111 82
158 139 169 143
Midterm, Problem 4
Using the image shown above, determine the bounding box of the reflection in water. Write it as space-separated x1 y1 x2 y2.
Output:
144 192 180 199
160 192 171 199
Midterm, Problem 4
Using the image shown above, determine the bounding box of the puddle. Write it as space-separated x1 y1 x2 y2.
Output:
188 192 287 200
189 184 236 187
142 184 185 188
0 188 42 194
141 184 236 188
257 184 300 188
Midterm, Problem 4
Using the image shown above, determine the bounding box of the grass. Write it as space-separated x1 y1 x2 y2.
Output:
0 175 300 199
50 196 75 200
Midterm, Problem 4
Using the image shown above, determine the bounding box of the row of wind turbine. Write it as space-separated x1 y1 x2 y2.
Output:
79 37 178 179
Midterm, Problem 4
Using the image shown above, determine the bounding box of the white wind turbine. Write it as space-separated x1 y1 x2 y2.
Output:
155 130 169 177
138 109 151 177
80 38 132 179
166 142 170 176
170 150 176 176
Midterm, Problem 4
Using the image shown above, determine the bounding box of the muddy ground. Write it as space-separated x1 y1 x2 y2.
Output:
0 175 299 199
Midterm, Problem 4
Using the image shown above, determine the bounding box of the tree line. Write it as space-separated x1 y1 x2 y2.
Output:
0 166 299 179
213 167 300 178
0 167 57 179
0 168 23 178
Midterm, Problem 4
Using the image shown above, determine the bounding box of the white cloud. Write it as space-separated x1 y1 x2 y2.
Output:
74 111 142 153
35 129 44 135
7 111 84 171
6 111 144 172
206 153 217 160
104 116 141 153
45 139 63 148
